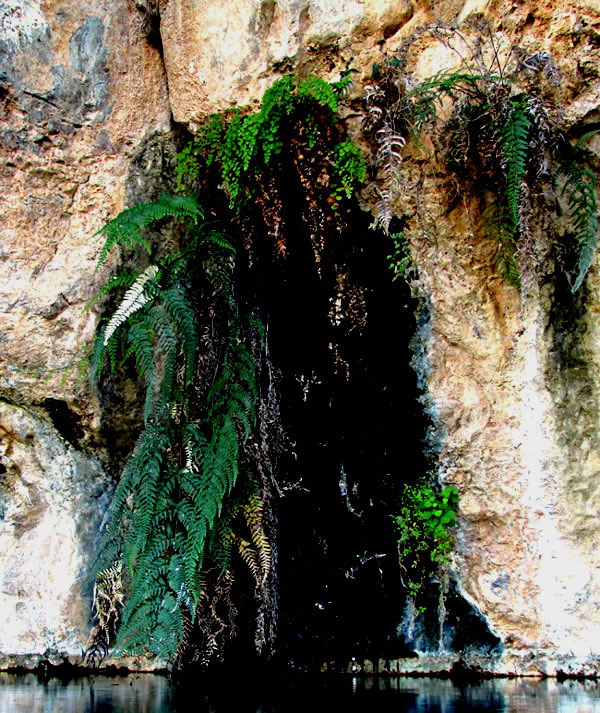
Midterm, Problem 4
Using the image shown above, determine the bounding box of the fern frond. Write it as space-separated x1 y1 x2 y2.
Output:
405 70 486 135
103 266 159 345
161 286 198 388
85 269 138 310
124 317 158 424
94 195 203 269
147 303 178 420
196 229 236 304
500 99 531 227
151 592 185 659
241 496 271 584
376 124 406 168
89 326 108 387
562 161 599 292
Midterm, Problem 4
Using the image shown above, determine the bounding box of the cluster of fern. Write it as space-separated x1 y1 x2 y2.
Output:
365 32 598 292
177 72 365 220
88 195 271 664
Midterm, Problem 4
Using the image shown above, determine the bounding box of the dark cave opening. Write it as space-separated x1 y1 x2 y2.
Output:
222 182 502 669
41 397 85 450
239 202 429 669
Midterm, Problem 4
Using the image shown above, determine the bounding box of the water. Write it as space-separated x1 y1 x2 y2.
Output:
1 672 600 713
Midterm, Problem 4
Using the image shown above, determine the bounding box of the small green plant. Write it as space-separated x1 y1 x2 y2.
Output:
329 139 367 209
386 231 413 282
391 481 458 604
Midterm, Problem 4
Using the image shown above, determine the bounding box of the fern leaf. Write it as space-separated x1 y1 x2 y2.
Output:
85 269 138 310
89 326 108 388
482 201 521 290
562 163 599 291
103 266 159 345
148 303 178 420
125 318 158 424
500 99 531 228
161 286 198 388
94 195 203 269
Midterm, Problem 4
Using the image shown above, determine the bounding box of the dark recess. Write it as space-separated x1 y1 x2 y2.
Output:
41 397 85 450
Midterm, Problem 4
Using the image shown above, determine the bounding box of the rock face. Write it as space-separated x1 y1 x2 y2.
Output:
0 0 173 662
0 0 172 408
1 0 600 675
0 400 111 664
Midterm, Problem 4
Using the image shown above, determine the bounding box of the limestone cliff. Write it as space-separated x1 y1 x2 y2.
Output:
0 0 599 675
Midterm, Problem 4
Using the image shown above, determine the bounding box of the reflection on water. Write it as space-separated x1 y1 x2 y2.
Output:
1 672 599 713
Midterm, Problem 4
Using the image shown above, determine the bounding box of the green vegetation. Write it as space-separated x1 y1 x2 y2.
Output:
86 72 369 668
87 196 271 664
386 231 413 282
177 73 365 213
365 33 599 292
392 482 459 607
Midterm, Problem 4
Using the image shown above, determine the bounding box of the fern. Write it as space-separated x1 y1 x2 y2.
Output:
560 132 599 291
178 73 364 213
482 201 521 289
94 195 203 268
86 269 138 310
89 195 266 664
500 99 531 229
103 265 159 345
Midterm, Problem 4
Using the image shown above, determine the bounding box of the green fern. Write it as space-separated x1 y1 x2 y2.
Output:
94 195 203 268
560 131 599 291
177 74 365 212
89 195 265 664
86 269 138 309
500 99 531 229
482 201 521 290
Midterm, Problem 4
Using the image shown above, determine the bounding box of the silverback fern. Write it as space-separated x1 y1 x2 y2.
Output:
87 195 271 665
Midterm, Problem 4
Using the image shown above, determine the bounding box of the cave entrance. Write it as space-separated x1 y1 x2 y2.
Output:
244 204 428 670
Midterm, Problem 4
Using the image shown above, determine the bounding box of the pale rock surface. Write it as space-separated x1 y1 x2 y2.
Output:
0 400 111 661
0 0 172 408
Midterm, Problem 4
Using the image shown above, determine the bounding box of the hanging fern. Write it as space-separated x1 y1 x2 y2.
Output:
94 194 204 268
103 265 159 345
177 74 365 214
481 201 522 290
500 98 531 229
87 195 268 664
559 131 600 292
367 42 599 293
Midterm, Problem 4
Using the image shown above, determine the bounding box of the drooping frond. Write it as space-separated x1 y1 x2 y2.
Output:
500 99 531 228
404 70 486 135
124 317 158 424
88 190 273 665
240 496 271 586
94 194 204 268
482 201 521 290
161 285 198 389
560 133 599 291
86 269 138 310
565 166 598 292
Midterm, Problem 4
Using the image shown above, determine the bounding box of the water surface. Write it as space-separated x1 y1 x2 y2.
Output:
1 672 599 713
